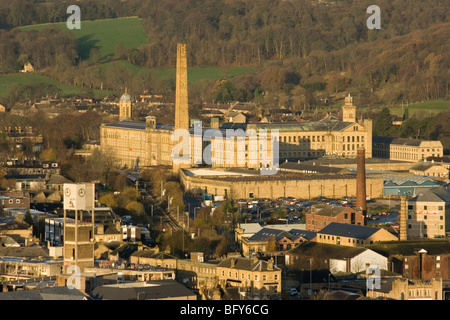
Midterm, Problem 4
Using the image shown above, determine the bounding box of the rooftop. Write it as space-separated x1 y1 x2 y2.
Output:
409 186 450 203
383 175 440 186
91 280 196 300
287 241 371 259
0 286 88 300
318 222 384 240
312 204 355 217
105 117 358 134
217 257 281 272
367 239 450 256
249 227 316 242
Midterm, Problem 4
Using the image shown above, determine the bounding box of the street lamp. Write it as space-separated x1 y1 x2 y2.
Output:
328 273 331 291
167 195 173 211
308 258 312 297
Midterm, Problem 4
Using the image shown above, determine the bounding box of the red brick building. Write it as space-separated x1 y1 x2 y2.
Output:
305 204 365 232
368 240 450 281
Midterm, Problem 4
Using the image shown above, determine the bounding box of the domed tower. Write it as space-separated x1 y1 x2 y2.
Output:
119 88 132 121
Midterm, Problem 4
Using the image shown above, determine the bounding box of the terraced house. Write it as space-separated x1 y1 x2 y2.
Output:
240 227 316 257
305 204 365 232
216 256 282 299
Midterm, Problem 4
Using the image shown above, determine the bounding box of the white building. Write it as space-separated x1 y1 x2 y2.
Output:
329 248 388 274
285 242 388 274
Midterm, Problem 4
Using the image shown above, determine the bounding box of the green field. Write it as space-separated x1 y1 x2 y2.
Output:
388 100 450 117
5 17 256 102
160 65 257 83
98 60 257 83
0 73 113 101
19 17 148 60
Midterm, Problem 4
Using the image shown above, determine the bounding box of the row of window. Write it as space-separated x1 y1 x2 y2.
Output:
408 215 444 220
408 205 444 211
279 135 365 144
318 234 368 244
342 143 364 151
220 270 279 282
409 289 434 297
407 224 444 230
2 198 24 204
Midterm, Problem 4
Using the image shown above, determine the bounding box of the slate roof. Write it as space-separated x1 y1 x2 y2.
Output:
0 286 89 300
103 223 121 234
106 118 356 133
0 235 20 247
0 246 49 258
367 239 450 256
105 121 173 131
0 217 31 230
109 243 139 260
249 227 316 242
409 186 450 203
131 251 177 260
373 136 422 146
47 174 72 185
252 119 354 132
312 205 353 217
287 241 369 259
318 222 382 240
217 257 281 272
289 229 317 241
91 280 196 300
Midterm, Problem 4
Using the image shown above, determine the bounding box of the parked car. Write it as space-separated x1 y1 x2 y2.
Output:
288 288 298 296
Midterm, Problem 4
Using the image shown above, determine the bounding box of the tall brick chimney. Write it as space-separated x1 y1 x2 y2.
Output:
175 43 189 131
172 43 191 173
356 147 367 224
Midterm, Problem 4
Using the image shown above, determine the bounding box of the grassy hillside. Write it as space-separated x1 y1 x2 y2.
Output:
19 17 148 60
389 100 450 118
0 73 113 101
159 65 257 83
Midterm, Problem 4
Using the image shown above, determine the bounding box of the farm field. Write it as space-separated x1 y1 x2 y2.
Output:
0 73 113 101
19 16 149 60
388 100 450 118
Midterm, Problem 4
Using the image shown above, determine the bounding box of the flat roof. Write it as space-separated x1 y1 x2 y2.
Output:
182 168 258 177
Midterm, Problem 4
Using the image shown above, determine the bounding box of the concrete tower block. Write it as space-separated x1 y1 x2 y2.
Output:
175 43 189 131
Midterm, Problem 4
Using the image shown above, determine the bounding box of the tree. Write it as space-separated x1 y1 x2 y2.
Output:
98 193 118 209
214 234 231 258
89 47 101 64
24 210 33 226
373 107 393 136
125 201 145 216
260 65 286 92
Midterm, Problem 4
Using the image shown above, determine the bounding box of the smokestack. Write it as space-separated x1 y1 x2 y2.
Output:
356 147 367 224
418 249 427 280
175 43 189 131
399 196 408 241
